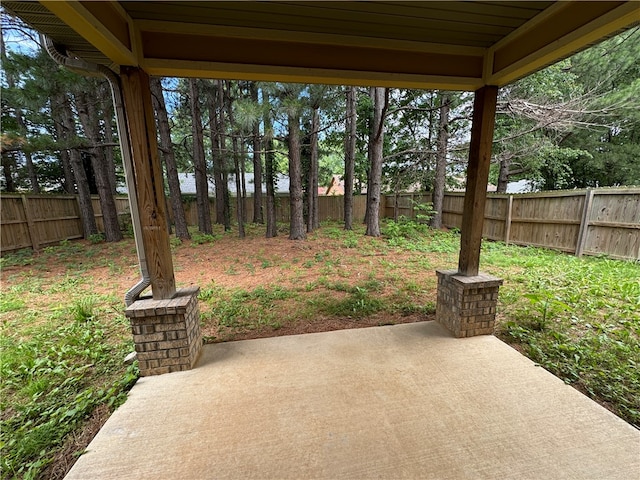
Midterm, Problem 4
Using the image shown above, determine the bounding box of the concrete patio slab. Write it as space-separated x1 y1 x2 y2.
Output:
65 321 639 480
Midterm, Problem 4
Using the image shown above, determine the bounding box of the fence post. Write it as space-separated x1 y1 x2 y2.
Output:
504 195 513 245
20 195 39 251
576 188 595 257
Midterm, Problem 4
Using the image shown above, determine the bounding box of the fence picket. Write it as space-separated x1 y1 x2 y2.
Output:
2 189 638 261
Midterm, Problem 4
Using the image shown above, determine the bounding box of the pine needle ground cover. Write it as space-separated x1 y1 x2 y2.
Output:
1 221 638 479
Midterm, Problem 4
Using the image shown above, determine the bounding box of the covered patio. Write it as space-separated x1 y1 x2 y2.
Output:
4 2 639 477
5 1 639 370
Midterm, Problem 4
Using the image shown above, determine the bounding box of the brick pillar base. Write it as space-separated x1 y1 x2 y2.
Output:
436 270 503 338
125 286 202 376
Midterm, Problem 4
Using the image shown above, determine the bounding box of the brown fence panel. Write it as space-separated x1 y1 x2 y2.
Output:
482 196 508 241
1 196 32 252
508 191 584 253
581 189 640 260
30 196 84 245
441 193 464 230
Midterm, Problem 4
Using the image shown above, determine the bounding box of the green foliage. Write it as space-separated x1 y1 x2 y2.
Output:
0 249 35 268
0 302 137 479
315 287 385 319
200 284 296 330
494 248 640 427
88 233 105 244
191 232 217 245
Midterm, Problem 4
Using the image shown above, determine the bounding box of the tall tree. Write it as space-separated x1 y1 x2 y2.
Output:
1 31 39 193
281 84 306 240
53 92 98 238
211 80 231 230
431 93 450 229
150 76 190 240
307 103 320 232
74 85 122 242
344 86 357 230
189 78 212 234
224 80 245 238
263 92 278 238
249 82 264 224
365 87 388 237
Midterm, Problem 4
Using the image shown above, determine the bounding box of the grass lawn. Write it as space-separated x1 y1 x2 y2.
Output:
1 219 638 479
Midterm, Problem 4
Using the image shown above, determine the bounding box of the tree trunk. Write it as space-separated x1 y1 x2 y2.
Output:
431 93 450 229
55 92 98 238
55 119 76 194
75 88 122 242
264 95 278 238
208 81 226 228
288 112 306 240
365 87 387 237
150 76 190 240
307 106 320 232
101 85 117 194
2 155 16 192
216 80 232 231
250 83 264 224
225 81 245 238
344 86 357 230
497 157 511 193
189 79 213 234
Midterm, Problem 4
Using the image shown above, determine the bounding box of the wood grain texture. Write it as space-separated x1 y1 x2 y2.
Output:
458 85 498 276
120 67 176 300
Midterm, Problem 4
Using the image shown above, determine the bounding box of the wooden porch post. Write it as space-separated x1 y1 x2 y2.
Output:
120 67 176 300
458 86 498 276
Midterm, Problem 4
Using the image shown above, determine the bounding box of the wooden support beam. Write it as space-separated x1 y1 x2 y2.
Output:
458 85 498 276
120 66 176 300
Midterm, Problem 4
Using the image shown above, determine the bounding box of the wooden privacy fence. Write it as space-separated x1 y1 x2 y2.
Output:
180 195 372 226
388 188 640 261
1 195 130 253
2 188 638 261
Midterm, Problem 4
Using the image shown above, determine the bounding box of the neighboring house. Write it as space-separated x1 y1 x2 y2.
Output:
119 173 290 196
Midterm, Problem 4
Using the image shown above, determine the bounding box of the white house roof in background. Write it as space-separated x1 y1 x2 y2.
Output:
118 173 290 196
177 173 290 196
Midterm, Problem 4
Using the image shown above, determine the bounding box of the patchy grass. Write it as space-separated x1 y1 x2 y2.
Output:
1 219 638 480
0 296 137 479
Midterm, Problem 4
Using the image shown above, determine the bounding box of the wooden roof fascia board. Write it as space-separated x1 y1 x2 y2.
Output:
492 1 628 71
139 31 483 80
487 1 640 86
485 1 571 54
141 58 482 91
135 19 487 57
39 0 136 66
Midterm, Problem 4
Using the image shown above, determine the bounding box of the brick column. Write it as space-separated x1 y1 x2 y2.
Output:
125 286 202 376
436 270 502 338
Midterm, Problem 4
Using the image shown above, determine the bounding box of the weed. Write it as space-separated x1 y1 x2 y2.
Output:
191 232 217 245
342 231 359 249
88 233 105 244
0 301 137 479
0 249 34 268
319 288 385 318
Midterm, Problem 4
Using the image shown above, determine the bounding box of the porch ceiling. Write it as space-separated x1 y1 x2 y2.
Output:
4 1 639 90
